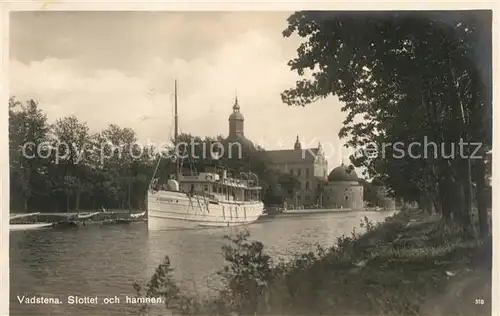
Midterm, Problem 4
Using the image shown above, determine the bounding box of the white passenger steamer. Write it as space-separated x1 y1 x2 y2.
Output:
146 81 264 230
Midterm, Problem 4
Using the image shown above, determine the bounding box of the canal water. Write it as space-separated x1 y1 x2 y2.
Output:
10 210 395 316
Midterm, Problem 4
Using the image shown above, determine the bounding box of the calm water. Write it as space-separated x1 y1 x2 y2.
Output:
10 210 395 316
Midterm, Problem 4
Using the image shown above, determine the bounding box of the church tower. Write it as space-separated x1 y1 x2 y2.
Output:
294 135 302 150
228 96 244 137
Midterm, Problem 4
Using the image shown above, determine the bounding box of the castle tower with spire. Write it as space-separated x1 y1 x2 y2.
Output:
228 96 244 137
294 135 301 150
223 95 254 163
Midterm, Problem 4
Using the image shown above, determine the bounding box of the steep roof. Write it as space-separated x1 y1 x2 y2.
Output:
256 148 320 164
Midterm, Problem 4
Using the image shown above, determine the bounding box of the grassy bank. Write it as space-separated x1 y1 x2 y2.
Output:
133 209 492 316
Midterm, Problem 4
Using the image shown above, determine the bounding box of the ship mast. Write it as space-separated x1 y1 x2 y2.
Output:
174 80 180 180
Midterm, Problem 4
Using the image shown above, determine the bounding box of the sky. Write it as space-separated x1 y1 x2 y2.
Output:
10 11 353 173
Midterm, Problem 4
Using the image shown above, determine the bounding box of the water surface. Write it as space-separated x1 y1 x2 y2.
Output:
10 210 394 316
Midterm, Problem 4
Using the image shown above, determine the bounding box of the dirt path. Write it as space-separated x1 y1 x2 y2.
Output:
420 239 492 316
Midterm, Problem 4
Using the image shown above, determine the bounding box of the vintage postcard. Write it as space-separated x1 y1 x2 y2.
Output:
1 2 497 316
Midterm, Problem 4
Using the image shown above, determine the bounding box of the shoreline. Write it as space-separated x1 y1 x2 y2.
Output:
135 208 492 315
9 209 147 231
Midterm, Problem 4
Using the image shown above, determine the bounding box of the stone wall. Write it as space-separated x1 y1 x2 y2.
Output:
323 181 364 209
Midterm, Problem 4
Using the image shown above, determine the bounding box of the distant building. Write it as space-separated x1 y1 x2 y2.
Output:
323 164 364 210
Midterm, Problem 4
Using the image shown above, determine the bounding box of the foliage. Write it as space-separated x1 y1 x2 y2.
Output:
281 11 491 235
9 98 155 212
359 179 381 206
217 231 273 314
9 99 295 212
137 210 490 316
132 256 203 316
9 97 51 212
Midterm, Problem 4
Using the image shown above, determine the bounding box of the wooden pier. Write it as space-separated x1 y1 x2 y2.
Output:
9 210 147 231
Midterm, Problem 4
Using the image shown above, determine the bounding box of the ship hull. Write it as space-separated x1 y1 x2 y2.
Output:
147 190 264 230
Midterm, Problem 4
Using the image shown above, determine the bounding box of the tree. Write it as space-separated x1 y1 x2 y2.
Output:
9 98 51 212
97 124 148 209
8 98 159 212
281 11 491 234
50 115 92 211
358 179 379 207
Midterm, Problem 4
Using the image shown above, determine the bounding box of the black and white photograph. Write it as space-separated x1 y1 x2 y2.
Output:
5 5 495 316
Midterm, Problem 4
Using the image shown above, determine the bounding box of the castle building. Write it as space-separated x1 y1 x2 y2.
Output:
257 136 328 207
323 164 364 210
223 97 366 209
223 97 327 207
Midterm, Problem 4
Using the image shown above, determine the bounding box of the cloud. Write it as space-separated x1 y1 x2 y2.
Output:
10 58 153 131
10 12 350 170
